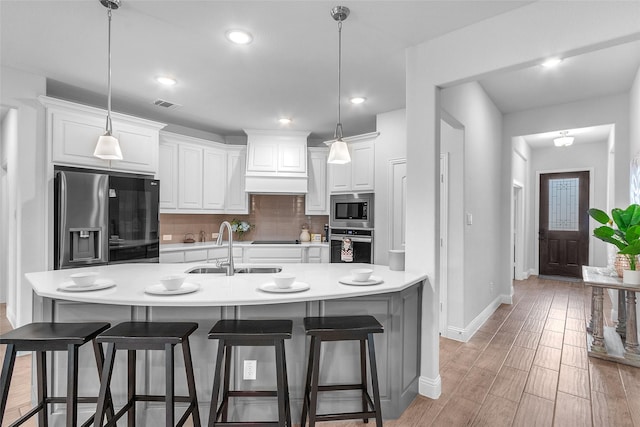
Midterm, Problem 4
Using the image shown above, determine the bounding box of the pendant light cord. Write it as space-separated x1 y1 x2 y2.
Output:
106 5 113 135
334 19 343 140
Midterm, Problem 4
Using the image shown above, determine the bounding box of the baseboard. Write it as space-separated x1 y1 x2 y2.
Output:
444 293 511 342
6 306 16 329
418 375 441 399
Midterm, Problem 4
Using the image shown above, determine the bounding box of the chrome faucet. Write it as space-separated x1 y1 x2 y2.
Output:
216 221 234 276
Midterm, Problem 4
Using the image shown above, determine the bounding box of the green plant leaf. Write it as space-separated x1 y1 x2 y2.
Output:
593 226 627 250
612 208 627 231
627 225 640 243
619 240 640 255
588 208 610 224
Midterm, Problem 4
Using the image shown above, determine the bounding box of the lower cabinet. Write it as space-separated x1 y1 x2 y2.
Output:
244 247 303 264
160 245 329 263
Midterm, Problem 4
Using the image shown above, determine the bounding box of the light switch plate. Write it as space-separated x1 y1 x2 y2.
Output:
243 360 257 380
162 235 172 241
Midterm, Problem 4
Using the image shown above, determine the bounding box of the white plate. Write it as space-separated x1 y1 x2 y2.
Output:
258 282 310 293
59 279 116 292
338 275 384 286
145 282 200 296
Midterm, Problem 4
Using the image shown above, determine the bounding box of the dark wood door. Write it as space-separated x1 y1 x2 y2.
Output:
539 171 590 278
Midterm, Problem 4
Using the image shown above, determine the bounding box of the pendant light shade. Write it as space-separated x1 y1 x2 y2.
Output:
327 6 351 164
553 131 574 147
94 0 123 160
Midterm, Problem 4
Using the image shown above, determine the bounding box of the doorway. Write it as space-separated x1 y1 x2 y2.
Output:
539 171 590 278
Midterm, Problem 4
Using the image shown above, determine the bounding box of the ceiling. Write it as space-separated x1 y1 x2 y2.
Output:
522 125 613 149
1 1 639 142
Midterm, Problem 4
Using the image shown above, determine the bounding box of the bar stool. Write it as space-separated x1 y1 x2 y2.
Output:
300 315 384 426
0 322 113 427
94 321 201 427
208 319 292 427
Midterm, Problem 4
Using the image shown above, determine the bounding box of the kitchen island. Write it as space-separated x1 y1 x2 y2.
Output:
27 262 425 425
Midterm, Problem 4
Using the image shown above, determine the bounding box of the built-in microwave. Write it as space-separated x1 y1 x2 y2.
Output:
330 193 374 229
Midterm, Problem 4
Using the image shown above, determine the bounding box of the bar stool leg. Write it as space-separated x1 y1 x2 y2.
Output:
274 339 287 427
281 340 291 427
35 350 49 427
300 336 316 427
366 333 383 426
92 340 115 422
96 343 117 427
209 338 225 426
308 336 322 427
360 339 368 423
0 344 17 424
166 343 175 427
128 349 136 426
67 344 79 427
221 343 232 422
182 338 201 427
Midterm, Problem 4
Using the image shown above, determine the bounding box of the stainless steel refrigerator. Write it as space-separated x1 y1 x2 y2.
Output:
54 169 160 269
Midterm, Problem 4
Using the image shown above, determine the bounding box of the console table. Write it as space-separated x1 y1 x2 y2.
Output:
582 266 640 367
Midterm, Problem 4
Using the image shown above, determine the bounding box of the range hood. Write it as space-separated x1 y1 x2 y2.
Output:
244 129 311 194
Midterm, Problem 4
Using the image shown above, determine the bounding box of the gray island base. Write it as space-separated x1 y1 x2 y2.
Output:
27 263 425 426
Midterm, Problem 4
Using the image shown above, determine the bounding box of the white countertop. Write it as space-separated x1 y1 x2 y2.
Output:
160 241 329 253
26 263 427 307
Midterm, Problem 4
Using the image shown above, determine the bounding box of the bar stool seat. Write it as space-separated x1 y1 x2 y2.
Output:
208 319 293 427
301 315 384 426
0 322 112 427
94 321 200 427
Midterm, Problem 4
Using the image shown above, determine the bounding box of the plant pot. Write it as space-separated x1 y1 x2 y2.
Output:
623 269 640 285
614 254 640 277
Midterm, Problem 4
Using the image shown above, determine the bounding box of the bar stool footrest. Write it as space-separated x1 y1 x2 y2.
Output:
315 410 378 422
227 390 279 397
211 422 281 427
317 383 367 392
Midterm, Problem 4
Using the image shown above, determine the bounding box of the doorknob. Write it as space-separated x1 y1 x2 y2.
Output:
538 229 546 240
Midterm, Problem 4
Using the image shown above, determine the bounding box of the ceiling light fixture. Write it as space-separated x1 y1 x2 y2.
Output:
350 97 366 105
327 6 351 164
226 30 253 45
279 118 292 125
553 131 574 147
156 76 177 86
542 58 563 68
94 0 123 160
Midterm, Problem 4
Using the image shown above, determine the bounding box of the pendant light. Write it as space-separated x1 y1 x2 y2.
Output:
94 0 123 160
327 6 351 164
553 131 574 147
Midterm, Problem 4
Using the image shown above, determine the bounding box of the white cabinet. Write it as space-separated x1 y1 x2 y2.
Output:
225 146 248 214
41 96 165 175
329 139 375 193
160 132 229 214
306 147 329 215
244 247 304 264
306 246 329 263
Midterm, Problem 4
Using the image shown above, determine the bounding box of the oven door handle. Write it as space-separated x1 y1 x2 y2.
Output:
330 236 372 243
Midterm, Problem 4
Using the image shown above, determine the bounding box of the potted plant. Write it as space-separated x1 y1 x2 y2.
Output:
230 218 253 240
589 204 640 284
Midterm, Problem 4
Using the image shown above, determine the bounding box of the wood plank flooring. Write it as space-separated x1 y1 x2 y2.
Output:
2 276 639 426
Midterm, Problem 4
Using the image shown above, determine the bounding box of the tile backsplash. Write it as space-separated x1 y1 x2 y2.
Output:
160 195 329 244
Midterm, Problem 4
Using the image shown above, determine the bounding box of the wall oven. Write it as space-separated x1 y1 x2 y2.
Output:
54 168 159 269
330 229 374 264
330 193 374 229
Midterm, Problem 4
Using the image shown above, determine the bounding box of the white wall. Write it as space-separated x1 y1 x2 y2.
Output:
512 136 531 279
441 82 504 330
374 109 407 265
630 66 640 159
504 94 629 273
0 66 47 328
531 141 609 271
406 1 640 399
0 109 18 305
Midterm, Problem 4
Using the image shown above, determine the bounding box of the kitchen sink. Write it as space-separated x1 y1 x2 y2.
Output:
185 266 283 274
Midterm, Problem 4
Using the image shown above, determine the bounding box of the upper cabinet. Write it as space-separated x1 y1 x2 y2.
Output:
329 136 376 193
244 129 310 193
225 146 249 214
40 96 165 175
159 132 238 214
306 147 329 215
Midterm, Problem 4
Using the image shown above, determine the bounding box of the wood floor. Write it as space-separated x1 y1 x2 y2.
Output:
2 276 640 426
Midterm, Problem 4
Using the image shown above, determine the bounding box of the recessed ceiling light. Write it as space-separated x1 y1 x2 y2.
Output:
279 118 292 125
226 30 253 45
541 58 563 68
155 76 177 86
350 97 366 105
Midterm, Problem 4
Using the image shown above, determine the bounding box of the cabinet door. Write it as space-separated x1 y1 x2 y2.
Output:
226 147 248 213
306 148 329 214
329 162 352 193
351 142 374 191
50 110 109 169
159 142 178 209
202 147 226 211
247 141 278 172
178 145 203 209
278 142 307 173
111 120 159 174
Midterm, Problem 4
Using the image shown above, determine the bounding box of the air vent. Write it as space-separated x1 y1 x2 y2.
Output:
152 99 182 110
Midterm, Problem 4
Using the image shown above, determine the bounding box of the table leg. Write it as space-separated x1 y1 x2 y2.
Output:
624 291 640 359
592 288 606 353
617 290 627 338
587 287 595 333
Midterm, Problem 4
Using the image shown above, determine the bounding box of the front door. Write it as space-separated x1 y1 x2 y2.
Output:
539 171 590 278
